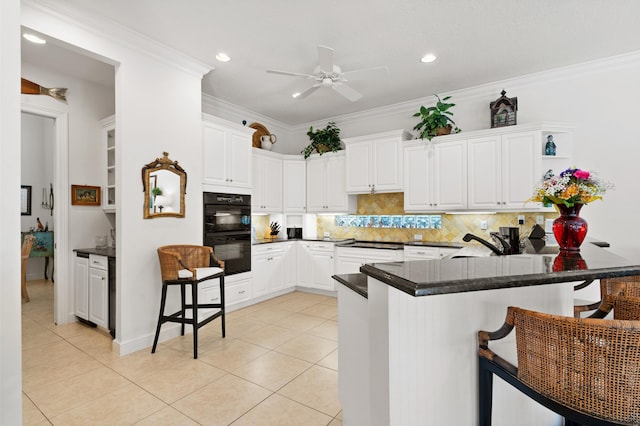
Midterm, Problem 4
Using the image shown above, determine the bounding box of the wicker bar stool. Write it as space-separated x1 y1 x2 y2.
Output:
21 235 35 302
478 306 640 425
152 245 225 359
574 275 640 318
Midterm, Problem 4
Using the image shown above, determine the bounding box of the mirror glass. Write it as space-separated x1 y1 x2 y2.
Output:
142 152 186 219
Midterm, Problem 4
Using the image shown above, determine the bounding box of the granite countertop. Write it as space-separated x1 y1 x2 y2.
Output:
333 273 368 298
74 247 116 258
357 241 640 298
252 237 354 245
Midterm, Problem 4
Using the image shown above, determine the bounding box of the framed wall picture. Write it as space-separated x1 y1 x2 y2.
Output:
21 185 32 215
71 185 101 206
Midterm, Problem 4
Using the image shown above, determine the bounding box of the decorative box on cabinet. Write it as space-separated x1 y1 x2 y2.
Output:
101 115 116 212
252 149 283 213
202 114 253 192
283 157 307 213
306 151 355 213
403 139 467 212
343 130 412 194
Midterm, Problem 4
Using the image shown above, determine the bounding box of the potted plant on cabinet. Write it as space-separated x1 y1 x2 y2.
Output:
413 94 461 140
302 121 342 159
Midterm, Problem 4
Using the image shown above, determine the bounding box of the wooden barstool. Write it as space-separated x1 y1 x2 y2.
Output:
152 245 225 359
478 306 640 425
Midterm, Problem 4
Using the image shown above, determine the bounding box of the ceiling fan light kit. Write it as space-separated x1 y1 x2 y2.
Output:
266 45 388 102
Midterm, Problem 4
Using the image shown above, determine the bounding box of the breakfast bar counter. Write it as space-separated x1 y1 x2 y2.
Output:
334 242 640 425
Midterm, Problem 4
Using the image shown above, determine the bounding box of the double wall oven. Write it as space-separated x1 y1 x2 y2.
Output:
203 192 251 276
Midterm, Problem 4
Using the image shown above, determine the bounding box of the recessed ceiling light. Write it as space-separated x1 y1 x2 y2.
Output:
420 53 437 63
23 33 46 44
292 92 301 98
215 52 230 62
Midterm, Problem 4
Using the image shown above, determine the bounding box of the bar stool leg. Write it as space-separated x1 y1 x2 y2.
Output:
220 275 226 338
180 283 186 336
151 282 169 353
478 357 494 426
192 282 199 359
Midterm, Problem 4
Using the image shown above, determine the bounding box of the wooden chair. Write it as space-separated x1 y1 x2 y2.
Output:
21 235 35 302
574 275 640 318
151 245 225 359
478 306 640 425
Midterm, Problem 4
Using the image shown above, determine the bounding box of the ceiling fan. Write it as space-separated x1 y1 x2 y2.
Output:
266 45 388 102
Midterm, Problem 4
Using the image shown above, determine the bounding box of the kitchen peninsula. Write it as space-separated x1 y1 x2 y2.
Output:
334 242 640 425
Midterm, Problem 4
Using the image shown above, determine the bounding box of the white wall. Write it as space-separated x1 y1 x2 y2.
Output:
22 1 211 355
1 0 23 422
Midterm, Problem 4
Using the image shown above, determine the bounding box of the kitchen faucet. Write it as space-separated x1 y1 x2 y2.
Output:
462 233 511 256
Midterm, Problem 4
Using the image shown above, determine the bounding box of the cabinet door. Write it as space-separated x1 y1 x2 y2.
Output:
346 142 372 193
228 131 251 188
404 144 431 211
283 242 297 288
433 139 467 210
203 124 229 186
262 156 283 211
198 280 222 321
306 158 325 212
268 252 284 292
501 131 540 209
74 256 89 320
252 254 270 297
88 267 108 329
311 250 335 291
283 160 306 213
468 136 502 209
372 138 403 192
325 155 349 211
335 255 365 274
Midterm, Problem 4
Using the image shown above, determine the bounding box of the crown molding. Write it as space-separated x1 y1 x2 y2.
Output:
22 0 213 77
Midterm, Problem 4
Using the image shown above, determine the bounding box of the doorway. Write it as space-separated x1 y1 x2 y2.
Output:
21 104 70 325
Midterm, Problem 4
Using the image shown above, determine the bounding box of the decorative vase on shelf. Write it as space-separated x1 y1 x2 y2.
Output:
552 204 588 251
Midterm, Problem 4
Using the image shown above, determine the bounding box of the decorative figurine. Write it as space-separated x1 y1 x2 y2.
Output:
545 135 556 156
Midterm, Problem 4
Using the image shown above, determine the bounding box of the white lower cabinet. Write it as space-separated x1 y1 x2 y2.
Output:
74 253 109 330
335 247 404 274
197 273 251 319
252 243 284 298
403 245 461 260
299 241 336 291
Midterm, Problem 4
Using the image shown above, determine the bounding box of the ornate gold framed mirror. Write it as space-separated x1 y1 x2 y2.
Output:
142 152 186 219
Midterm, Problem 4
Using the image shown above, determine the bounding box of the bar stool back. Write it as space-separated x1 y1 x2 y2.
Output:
152 245 225 359
478 306 640 425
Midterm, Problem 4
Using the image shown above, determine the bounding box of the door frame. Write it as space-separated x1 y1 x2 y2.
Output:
21 102 71 325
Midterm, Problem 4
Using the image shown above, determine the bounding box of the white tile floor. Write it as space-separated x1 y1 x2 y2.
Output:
22 279 342 425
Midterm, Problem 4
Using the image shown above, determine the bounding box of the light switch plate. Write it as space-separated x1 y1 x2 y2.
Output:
480 220 488 230
536 215 544 225
414 234 423 241
323 231 330 237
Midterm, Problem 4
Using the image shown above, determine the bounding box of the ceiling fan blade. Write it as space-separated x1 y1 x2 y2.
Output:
340 66 389 81
295 84 321 100
332 82 362 102
266 69 317 79
317 45 335 74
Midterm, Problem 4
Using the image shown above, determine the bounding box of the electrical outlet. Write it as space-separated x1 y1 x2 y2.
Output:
518 215 525 225
480 220 488 230
536 215 544 225
323 231 330 237
414 234 423 241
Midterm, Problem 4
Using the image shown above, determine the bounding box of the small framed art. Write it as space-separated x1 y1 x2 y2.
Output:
71 185 101 206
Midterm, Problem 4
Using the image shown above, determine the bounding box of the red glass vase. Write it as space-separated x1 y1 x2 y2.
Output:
552 204 588 251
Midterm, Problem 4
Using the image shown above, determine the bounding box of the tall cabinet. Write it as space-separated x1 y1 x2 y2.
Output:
306 151 355 213
202 114 254 193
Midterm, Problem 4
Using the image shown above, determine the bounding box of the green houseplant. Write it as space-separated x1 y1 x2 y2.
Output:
302 121 342 159
413 94 461 140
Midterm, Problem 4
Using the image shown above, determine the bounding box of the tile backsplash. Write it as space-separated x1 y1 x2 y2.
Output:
317 192 556 243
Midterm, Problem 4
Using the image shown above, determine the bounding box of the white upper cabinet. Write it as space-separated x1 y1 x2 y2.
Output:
467 124 573 211
202 114 254 192
101 115 116 212
252 149 283 213
283 157 306 213
403 139 467 212
344 130 412 194
306 151 355 213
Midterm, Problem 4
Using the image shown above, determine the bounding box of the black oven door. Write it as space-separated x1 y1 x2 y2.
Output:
204 205 251 233
206 233 251 276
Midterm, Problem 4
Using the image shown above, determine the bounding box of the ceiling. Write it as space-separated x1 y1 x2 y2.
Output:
22 0 640 125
